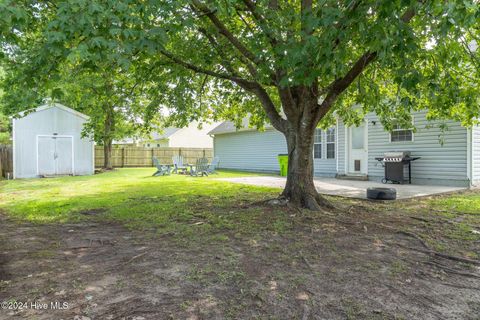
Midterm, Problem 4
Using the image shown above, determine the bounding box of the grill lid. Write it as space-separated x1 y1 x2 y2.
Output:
383 151 411 158
382 151 411 162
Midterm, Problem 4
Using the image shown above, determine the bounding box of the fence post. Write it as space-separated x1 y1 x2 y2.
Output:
0 145 13 179
203 149 205 157
151 148 154 167
121 147 125 168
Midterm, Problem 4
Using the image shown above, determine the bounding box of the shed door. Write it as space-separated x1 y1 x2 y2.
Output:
55 137 73 175
37 137 56 176
37 136 73 176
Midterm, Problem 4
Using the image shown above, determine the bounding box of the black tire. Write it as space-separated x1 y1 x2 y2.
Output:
366 187 397 200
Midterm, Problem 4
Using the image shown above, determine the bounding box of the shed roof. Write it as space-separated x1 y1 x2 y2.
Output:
15 103 89 120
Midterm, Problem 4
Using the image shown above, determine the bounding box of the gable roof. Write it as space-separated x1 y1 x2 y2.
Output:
208 119 273 135
149 127 182 140
15 103 90 120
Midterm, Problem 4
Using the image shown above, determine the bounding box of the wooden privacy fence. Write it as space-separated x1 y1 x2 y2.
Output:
0 145 13 179
95 146 213 168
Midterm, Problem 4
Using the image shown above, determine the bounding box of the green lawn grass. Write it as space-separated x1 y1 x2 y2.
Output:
429 193 480 216
0 169 286 240
2 169 480 246
1 167 480 263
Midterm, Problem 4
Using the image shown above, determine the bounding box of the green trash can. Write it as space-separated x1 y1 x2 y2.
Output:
277 154 289 177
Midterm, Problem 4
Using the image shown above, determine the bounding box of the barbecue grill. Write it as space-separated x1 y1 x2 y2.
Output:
375 152 420 184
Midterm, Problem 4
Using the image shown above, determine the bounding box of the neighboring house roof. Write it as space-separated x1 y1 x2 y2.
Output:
113 128 182 145
113 138 137 145
15 103 90 120
208 119 273 135
149 127 182 141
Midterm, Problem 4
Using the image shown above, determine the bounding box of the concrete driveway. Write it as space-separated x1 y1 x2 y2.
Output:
218 176 465 199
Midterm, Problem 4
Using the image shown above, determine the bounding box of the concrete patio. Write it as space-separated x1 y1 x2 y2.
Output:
218 176 466 199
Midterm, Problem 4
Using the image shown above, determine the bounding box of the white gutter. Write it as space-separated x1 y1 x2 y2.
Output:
12 117 16 179
467 127 473 187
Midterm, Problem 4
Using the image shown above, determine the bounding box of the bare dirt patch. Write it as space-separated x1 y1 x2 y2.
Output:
0 203 479 320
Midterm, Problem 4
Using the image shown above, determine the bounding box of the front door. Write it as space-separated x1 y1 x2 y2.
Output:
348 122 368 174
37 136 73 176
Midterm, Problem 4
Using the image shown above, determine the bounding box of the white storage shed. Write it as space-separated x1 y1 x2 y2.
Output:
13 103 94 179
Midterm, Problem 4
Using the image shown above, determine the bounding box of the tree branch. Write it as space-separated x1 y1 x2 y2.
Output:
301 0 313 37
160 47 285 132
242 83 287 132
159 48 256 87
191 0 260 66
315 5 419 123
323 51 377 106
200 27 259 80
241 0 278 48
197 28 245 77
331 0 363 50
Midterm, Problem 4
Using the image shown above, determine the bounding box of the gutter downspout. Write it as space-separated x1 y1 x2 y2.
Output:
11 117 16 179
467 127 473 188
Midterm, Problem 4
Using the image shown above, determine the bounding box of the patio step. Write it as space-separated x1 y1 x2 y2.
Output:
335 174 369 181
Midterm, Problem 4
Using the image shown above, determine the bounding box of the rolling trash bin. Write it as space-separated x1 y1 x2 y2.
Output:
277 154 288 176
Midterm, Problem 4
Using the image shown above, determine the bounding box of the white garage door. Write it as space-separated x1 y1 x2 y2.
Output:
37 136 73 176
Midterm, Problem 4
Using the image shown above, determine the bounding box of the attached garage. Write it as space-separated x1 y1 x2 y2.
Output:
13 103 94 179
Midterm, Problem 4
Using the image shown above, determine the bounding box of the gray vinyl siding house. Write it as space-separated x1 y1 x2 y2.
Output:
213 129 287 172
210 110 480 187
13 103 94 179
473 124 480 183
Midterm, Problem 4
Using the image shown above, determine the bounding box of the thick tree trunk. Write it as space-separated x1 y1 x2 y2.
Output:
103 138 113 170
103 105 115 170
281 128 332 211
276 86 334 211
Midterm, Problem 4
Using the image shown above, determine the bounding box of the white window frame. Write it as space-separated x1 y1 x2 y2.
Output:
389 117 415 143
326 127 336 159
313 128 322 159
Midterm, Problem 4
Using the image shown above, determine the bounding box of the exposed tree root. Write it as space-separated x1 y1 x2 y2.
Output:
299 251 314 269
440 282 480 291
281 189 336 212
398 244 480 266
287 202 303 215
378 223 480 266
123 252 148 265
252 192 336 213
395 230 430 250
250 197 288 207
408 216 431 223
424 261 480 279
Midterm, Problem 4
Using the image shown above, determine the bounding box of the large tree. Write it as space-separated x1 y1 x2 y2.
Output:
0 3 159 169
1 1 478 209
0 58 156 169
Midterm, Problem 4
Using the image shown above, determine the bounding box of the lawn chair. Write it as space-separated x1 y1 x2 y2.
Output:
172 155 188 174
189 157 209 177
207 156 220 174
152 157 171 176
